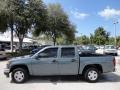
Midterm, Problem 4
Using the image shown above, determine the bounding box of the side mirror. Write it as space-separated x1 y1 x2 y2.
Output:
35 55 39 60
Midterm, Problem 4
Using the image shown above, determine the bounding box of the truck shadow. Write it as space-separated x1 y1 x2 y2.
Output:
99 73 120 83
22 73 120 84
25 75 85 84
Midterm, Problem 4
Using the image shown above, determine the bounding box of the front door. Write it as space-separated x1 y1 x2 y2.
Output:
31 47 59 75
58 47 79 75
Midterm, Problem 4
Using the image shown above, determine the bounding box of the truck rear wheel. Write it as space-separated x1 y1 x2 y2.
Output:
11 68 29 83
84 67 99 83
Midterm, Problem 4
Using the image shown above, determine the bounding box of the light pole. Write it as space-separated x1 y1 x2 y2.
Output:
113 21 119 47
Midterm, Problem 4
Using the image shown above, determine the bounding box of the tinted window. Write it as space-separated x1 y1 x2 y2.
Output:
39 48 58 58
61 47 75 58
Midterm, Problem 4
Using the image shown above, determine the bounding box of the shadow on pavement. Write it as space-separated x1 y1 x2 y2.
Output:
99 73 120 83
21 75 85 85
18 73 120 84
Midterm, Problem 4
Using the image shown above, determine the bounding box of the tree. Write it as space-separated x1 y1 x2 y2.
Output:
108 37 115 45
47 3 76 45
81 35 90 45
64 24 76 44
0 0 16 52
90 34 94 44
116 36 120 45
74 35 89 45
0 0 8 33
90 27 110 45
33 3 76 45
0 0 48 52
14 0 47 51
56 25 76 45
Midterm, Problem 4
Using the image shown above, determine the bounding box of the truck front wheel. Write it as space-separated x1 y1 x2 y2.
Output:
84 67 99 83
11 68 29 83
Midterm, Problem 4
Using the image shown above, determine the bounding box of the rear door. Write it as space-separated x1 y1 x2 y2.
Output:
58 47 79 75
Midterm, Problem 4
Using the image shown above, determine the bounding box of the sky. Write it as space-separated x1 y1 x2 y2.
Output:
44 0 120 37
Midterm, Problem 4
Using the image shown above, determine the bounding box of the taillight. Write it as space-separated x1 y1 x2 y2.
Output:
113 57 116 66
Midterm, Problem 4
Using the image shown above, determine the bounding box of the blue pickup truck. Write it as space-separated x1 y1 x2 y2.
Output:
4 46 115 83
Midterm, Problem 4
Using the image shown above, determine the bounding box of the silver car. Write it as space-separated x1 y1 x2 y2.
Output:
104 45 117 55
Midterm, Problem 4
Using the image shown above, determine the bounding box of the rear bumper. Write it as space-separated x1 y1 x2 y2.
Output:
4 68 10 77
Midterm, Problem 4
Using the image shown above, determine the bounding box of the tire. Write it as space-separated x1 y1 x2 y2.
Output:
11 68 29 83
84 67 100 83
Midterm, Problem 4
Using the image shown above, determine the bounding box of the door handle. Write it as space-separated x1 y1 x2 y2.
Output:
52 60 57 63
71 59 76 62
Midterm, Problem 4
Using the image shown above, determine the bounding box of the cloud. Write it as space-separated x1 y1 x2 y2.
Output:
98 6 120 19
71 9 89 20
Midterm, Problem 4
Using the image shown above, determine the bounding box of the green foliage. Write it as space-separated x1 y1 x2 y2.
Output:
0 12 8 32
33 3 76 45
107 37 120 45
81 35 90 45
0 0 48 51
0 0 8 32
116 36 120 45
74 35 89 45
47 3 76 45
90 27 110 45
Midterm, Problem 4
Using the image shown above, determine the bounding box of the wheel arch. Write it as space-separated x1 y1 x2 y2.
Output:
82 64 103 75
10 64 29 75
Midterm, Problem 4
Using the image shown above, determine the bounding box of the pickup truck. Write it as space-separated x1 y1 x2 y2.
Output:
4 46 116 83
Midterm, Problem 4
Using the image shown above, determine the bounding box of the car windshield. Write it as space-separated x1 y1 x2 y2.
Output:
105 46 115 49
77 46 84 50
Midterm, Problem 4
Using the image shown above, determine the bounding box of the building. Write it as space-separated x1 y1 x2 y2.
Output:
0 31 53 48
0 31 33 48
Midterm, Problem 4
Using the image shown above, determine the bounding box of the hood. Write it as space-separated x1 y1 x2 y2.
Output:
9 55 31 62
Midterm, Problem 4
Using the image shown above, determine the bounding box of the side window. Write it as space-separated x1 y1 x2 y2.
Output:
38 48 58 58
61 47 75 58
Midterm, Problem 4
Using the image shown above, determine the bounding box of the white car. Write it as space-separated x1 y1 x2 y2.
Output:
104 45 117 55
117 47 120 56
78 45 96 54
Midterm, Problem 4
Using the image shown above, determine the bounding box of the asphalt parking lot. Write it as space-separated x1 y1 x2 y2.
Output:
0 57 120 90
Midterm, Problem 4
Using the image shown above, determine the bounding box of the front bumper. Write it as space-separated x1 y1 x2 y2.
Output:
4 68 10 77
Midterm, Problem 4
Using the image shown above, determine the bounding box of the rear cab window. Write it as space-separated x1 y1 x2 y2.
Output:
61 47 75 58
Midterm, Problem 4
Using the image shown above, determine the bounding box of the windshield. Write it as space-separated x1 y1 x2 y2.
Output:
105 46 115 49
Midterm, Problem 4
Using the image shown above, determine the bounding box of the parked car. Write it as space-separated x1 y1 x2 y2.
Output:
4 46 115 83
30 45 51 54
5 45 16 52
0 44 7 60
117 47 120 56
0 44 5 51
16 45 39 52
104 45 117 55
81 45 97 54
77 45 93 54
